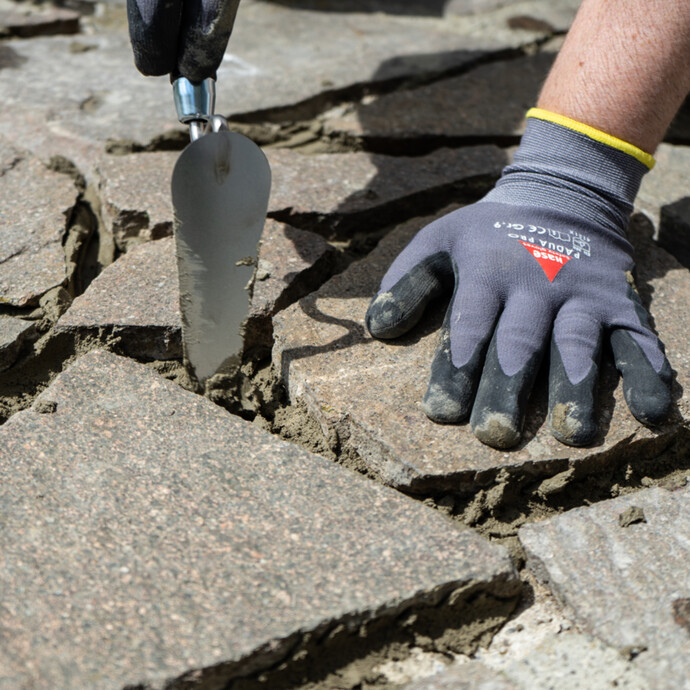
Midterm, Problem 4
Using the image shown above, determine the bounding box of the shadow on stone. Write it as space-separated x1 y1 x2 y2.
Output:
657 197 690 269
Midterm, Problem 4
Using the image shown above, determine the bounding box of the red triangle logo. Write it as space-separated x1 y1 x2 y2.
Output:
519 241 571 282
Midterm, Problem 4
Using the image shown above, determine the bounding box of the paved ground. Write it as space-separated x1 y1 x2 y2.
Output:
0 1 688 688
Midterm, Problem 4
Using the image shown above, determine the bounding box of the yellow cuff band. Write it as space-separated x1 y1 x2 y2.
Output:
526 107 655 170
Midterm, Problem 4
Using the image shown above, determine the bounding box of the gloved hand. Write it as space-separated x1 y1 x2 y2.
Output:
127 0 241 82
366 109 673 449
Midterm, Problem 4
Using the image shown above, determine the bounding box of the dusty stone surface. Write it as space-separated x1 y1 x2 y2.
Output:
323 52 554 143
54 237 181 359
96 152 176 250
272 209 689 492
0 317 34 371
0 5 79 37
0 138 77 307
55 221 336 358
0 349 518 690
267 145 507 236
636 144 690 268
519 486 690 690
405 660 515 689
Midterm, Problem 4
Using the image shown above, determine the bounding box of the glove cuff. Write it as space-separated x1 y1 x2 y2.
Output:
484 108 653 235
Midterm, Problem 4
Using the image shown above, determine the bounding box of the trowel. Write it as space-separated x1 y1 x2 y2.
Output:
171 77 271 386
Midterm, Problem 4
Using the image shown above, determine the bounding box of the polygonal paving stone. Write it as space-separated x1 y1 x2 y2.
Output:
0 317 34 371
519 487 690 690
0 0 556 168
0 5 80 37
55 221 336 358
0 349 519 690
272 209 689 493
0 138 78 307
323 52 555 145
636 144 690 268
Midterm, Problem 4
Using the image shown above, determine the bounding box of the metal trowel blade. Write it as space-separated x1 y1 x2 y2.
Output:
171 130 271 385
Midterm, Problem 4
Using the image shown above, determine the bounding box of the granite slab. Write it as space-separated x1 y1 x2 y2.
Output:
272 209 689 493
0 138 78 307
636 143 690 268
404 660 515 689
520 487 690 690
0 6 79 37
0 349 518 690
54 221 336 358
0 317 34 371
323 52 555 144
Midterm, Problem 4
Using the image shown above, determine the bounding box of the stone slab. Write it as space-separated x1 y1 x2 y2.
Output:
271 209 690 492
636 143 690 268
0 138 77 307
0 0 554 169
323 52 554 143
0 317 34 371
519 487 690 690
55 221 336 357
0 6 79 37
0 349 518 690
404 660 515 689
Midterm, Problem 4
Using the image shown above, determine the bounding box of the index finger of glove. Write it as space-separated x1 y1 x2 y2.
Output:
127 0 183 77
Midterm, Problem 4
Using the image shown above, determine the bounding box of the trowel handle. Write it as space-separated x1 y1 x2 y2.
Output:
173 77 217 141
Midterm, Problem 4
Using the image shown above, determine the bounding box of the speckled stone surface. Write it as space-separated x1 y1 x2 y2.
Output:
404 661 515 689
55 222 336 359
636 144 690 268
0 138 77 306
519 487 690 690
0 317 34 370
0 5 79 37
272 210 689 492
267 146 507 236
0 349 518 690
96 152 176 250
323 52 554 143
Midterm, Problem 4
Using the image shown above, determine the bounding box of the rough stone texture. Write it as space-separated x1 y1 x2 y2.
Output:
323 52 554 143
0 317 34 371
0 0 555 169
54 237 181 359
96 152 176 251
55 221 336 358
636 144 690 268
519 487 690 690
267 145 508 236
90 145 506 244
0 138 77 307
0 6 80 37
272 209 689 492
0 349 518 690
404 661 515 689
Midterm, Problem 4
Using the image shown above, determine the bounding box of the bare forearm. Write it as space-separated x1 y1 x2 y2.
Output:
538 0 690 153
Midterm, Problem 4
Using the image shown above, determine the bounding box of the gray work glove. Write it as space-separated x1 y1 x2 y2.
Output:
366 109 673 449
127 0 241 82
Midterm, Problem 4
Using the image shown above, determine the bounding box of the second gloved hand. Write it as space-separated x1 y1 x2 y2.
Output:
366 109 672 449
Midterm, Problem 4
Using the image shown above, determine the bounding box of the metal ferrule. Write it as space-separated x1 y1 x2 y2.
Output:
172 77 216 124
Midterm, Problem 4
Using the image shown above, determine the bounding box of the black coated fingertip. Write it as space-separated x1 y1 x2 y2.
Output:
421 327 484 424
610 330 673 426
548 342 598 447
469 337 541 450
366 291 419 340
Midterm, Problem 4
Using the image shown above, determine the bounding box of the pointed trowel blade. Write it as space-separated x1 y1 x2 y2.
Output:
171 131 271 385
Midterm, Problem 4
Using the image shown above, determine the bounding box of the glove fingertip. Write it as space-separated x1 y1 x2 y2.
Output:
625 381 673 426
470 409 522 450
550 402 598 447
366 291 413 339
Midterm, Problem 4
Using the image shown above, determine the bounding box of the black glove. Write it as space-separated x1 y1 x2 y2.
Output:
127 0 241 82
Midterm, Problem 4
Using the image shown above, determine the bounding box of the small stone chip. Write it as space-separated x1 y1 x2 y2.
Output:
34 400 57 414
236 256 256 267
672 598 690 633
618 505 647 527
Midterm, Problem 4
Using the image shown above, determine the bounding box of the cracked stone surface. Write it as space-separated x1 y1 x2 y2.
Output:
519 486 690 690
0 349 518 690
272 210 690 492
323 52 554 143
267 145 507 236
636 143 690 268
55 221 336 358
0 0 553 170
0 317 34 371
0 137 78 307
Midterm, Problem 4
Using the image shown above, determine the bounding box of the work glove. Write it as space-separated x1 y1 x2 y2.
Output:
127 0 241 82
366 109 673 449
